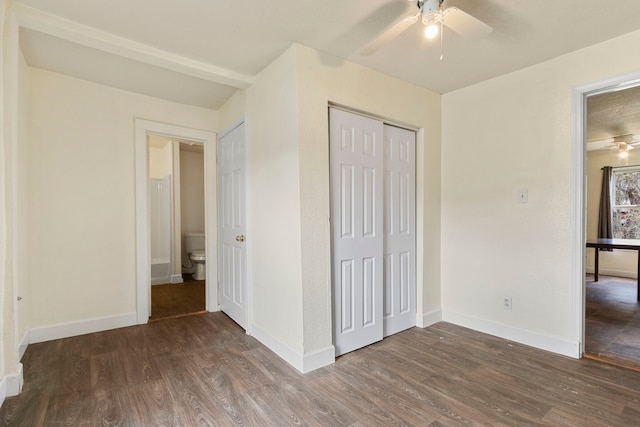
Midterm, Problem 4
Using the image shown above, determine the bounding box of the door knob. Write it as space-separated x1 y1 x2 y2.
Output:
235 235 245 242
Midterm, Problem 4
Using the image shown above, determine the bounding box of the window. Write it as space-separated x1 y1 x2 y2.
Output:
612 166 640 239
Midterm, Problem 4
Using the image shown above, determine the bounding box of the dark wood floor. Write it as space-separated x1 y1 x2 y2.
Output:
150 275 205 321
3 312 640 425
586 274 640 368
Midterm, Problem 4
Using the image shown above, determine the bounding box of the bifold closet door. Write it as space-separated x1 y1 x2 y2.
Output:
330 108 417 356
383 125 416 337
330 108 384 356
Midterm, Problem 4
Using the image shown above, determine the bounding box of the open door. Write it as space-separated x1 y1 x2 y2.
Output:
218 122 248 329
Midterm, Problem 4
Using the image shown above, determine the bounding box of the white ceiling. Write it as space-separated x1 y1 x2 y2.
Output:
14 0 640 114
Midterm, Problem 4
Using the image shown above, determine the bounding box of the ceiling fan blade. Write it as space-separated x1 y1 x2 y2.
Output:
613 133 640 145
360 12 420 56
442 7 492 39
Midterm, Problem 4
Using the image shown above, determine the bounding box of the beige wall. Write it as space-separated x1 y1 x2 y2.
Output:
586 149 640 277
148 138 172 179
180 150 205 237
26 68 217 329
442 29 640 348
245 46 305 351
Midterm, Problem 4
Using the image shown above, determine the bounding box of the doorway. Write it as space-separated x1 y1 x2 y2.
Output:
134 120 217 324
583 84 640 367
147 135 208 321
574 70 640 367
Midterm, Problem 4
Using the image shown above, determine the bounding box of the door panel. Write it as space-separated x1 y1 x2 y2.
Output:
330 108 384 356
218 123 247 329
383 124 416 336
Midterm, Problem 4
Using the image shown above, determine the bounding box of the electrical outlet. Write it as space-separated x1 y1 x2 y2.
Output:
503 297 512 310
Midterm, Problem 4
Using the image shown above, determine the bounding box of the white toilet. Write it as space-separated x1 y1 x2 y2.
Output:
184 232 206 280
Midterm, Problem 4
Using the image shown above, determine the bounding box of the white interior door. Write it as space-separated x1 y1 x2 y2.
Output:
383 124 416 336
330 108 384 356
218 122 247 329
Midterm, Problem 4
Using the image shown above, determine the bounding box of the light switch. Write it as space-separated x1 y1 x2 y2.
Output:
518 189 528 204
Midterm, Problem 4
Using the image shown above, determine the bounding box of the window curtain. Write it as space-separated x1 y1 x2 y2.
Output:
598 166 613 246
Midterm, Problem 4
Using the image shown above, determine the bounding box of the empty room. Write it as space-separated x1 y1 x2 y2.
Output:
2 0 640 424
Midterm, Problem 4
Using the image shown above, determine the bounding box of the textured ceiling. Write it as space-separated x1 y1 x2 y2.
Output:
587 85 640 149
14 0 640 109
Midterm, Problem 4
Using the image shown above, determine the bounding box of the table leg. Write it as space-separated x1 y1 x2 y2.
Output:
594 248 599 282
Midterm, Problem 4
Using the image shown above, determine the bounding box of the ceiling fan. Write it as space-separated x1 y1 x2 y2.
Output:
607 134 640 152
360 0 493 57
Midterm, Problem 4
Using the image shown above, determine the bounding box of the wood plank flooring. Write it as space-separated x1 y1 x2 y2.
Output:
150 276 205 321
586 274 640 369
3 313 640 425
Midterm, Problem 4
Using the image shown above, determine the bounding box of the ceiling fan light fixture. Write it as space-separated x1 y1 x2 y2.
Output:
619 148 630 165
618 143 633 163
359 0 492 57
424 22 439 39
423 13 440 39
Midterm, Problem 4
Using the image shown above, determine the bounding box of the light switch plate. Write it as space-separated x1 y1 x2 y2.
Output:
518 189 528 204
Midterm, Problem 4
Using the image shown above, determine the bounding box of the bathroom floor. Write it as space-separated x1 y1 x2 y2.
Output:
149 275 205 321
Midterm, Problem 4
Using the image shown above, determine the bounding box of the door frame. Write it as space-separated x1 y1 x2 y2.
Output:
572 69 640 355
135 119 217 324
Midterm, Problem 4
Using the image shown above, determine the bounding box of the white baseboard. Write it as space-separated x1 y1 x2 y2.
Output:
250 324 335 374
302 345 336 373
171 275 184 284
29 312 137 344
585 267 637 279
0 377 5 407
18 331 28 360
442 310 580 358
0 363 24 407
417 309 442 328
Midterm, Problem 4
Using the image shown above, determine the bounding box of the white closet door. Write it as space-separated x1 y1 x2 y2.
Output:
383 124 416 336
218 122 247 329
330 108 384 356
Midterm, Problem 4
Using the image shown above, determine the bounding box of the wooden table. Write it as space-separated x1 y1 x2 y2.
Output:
586 238 640 302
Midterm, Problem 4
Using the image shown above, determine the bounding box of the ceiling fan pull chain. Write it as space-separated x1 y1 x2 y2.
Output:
439 5 444 60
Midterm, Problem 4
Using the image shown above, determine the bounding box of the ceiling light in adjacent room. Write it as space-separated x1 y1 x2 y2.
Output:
619 145 631 165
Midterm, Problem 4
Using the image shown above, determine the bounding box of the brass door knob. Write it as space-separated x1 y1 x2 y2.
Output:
235 235 245 242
